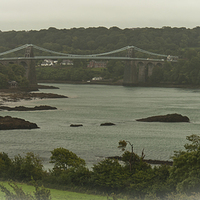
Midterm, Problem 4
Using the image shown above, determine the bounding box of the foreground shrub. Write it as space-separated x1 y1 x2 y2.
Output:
92 159 129 191
169 134 200 194
0 182 51 200
0 152 12 180
10 152 46 182
50 147 86 171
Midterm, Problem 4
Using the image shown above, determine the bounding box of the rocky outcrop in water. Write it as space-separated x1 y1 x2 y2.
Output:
70 124 83 127
0 105 57 111
37 85 59 89
100 122 116 126
0 116 39 130
1 92 68 102
29 93 67 99
136 113 189 122
107 156 173 166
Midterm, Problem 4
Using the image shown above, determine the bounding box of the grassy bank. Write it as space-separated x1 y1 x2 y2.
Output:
0 181 120 200
1 181 200 200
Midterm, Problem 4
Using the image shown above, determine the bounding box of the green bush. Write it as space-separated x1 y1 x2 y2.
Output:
0 182 51 200
169 134 200 194
10 152 45 182
92 159 129 191
0 152 12 180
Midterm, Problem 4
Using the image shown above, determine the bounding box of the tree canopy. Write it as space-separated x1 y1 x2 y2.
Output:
1 26 200 58
50 147 86 170
170 134 200 194
0 64 29 88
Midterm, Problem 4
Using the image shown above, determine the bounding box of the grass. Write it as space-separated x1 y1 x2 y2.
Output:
1 181 200 200
0 181 120 200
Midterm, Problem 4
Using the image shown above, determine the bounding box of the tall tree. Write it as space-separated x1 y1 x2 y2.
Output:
50 147 85 171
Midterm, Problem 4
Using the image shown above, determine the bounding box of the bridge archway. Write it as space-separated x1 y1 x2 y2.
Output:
136 61 164 83
155 62 163 67
124 60 165 85
146 62 154 78
137 62 144 82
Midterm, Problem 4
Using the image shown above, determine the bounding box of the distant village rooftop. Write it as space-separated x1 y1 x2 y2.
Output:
87 60 107 68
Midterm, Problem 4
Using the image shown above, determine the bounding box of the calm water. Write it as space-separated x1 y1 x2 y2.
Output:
1 83 200 169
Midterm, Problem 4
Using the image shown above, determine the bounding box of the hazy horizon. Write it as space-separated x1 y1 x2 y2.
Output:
1 0 200 32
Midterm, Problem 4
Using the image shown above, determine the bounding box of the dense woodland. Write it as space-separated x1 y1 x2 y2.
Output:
1 26 200 86
1 26 200 55
0 64 29 89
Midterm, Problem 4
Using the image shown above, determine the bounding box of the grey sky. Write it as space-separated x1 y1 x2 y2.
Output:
1 0 200 31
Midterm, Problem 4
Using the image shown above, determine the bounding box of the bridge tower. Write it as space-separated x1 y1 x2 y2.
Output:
24 45 37 86
123 48 138 86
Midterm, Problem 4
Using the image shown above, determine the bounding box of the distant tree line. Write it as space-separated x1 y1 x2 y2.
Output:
1 135 200 199
1 26 200 85
1 26 200 56
150 49 200 85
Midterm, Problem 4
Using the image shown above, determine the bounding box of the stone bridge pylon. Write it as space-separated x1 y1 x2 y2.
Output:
0 45 37 86
24 45 37 86
123 49 138 85
123 49 163 86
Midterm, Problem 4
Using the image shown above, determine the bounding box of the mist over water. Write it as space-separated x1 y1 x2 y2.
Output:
1 83 200 170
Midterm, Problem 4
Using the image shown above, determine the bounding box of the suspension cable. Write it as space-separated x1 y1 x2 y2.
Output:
0 44 29 56
0 44 174 58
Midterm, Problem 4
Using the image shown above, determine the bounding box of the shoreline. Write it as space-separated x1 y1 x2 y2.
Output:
1 80 200 97
1 80 200 106
0 88 67 105
37 80 200 89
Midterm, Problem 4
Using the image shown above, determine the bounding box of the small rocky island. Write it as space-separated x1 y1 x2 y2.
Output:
136 113 189 122
0 89 66 130
1 92 68 102
70 124 83 127
0 105 57 111
0 116 39 130
100 122 116 126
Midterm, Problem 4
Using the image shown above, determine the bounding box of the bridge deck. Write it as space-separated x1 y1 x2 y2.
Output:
0 56 165 62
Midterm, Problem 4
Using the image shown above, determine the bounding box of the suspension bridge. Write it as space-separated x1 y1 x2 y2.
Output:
0 44 178 86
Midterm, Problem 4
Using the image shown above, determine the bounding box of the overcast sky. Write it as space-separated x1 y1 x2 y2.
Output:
1 0 200 31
